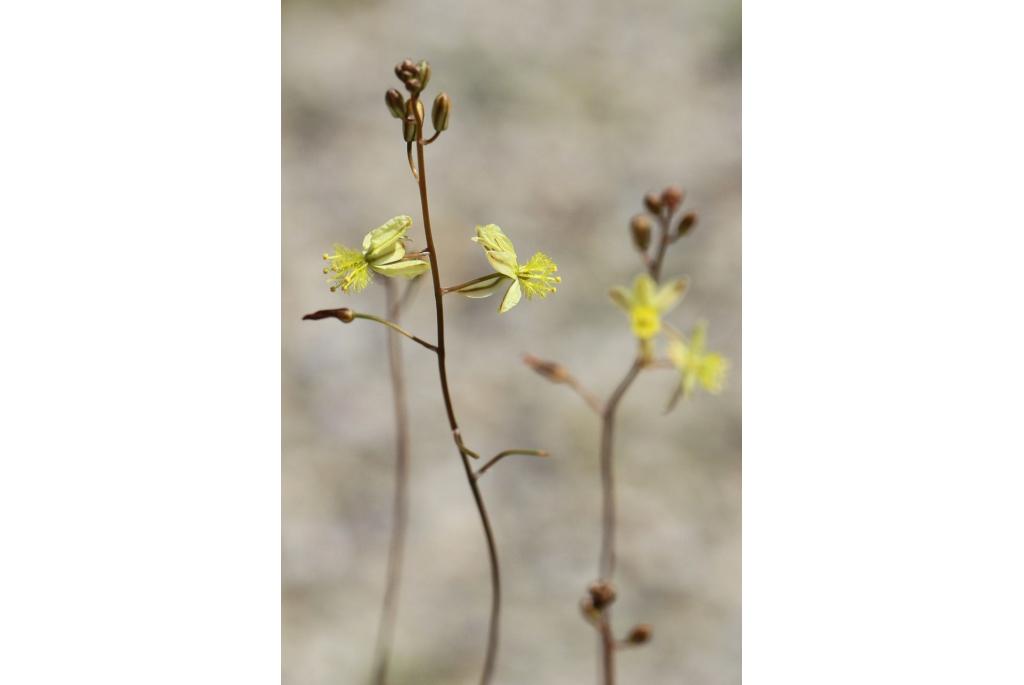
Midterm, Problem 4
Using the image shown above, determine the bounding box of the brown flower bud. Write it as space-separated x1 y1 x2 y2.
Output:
523 355 570 383
404 78 421 93
661 185 684 211
676 211 697 237
630 214 652 251
302 308 355 323
385 89 405 119
432 92 451 132
643 192 663 214
588 581 616 610
400 59 416 73
627 624 653 644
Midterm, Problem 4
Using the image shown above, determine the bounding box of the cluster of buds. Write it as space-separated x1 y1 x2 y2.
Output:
630 184 699 252
385 59 451 143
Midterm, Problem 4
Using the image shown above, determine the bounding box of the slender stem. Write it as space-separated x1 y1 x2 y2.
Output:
474 449 549 480
649 211 672 282
370 280 413 685
598 616 617 685
352 313 437 352
442 272 504 294
412 95 502 685
598 358 643 581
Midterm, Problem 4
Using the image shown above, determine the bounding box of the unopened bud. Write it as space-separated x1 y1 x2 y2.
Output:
404 78 421 93
302 308 355 323
643 192 663 214
400 59 416 73
432 92 451 132
588 581 616 610
627 624 653 644
676 211 697 236
630 214 652 251
661 185 684 211
385 89 405 118
417 61 431 90
523 355 570 383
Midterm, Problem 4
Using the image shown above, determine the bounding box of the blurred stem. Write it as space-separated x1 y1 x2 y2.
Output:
370 279 414 685
412 95 503 685
598 357 643 581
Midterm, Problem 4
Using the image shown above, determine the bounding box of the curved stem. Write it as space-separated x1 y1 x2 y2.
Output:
352 313 437 352
474 449 549 480
412 96 502 685
370 280 412 685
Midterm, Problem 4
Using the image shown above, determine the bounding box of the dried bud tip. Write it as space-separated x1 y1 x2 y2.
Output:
432 92 451 132
523 354 570 383
643 192 663 214
677 211 698 236
627 624 653 644
302 308 355 323
630 214 652 251
385 89 405 118
661 185 684 211
588 581 616 609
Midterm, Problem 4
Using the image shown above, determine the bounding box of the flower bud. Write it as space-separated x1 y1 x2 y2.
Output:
588 581 616 610
630 214 652 251
523 354 570 383
432 92 451 132
406 98 425 122
404 78 421 93
661 185 684 211
643 192 663 214
400 59 416 73
626 624 653 644
403 118 418 142
676 211 697 237
385 89 405 118
417 60 431 90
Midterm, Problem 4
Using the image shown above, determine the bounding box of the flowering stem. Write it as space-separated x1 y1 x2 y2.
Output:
369 279 413 685
412 94 503 685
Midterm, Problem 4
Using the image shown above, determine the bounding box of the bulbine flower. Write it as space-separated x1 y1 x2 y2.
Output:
667 321 728 398
455 224 561 312
608 273 688 341
322 215 431 293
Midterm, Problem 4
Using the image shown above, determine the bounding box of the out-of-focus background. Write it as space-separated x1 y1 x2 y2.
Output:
283 0 740 682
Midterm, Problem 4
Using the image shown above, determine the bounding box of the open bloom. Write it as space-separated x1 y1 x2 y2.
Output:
667 321 728 398
457 224 561 312
608 273 688 341
322 215 430 293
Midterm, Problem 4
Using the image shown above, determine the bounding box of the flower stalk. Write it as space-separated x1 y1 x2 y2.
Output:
524 185 727 685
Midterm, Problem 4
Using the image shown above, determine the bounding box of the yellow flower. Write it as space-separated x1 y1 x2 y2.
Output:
461 224 561 312
608 274 688 341
667 321 728 398
322 215 430 293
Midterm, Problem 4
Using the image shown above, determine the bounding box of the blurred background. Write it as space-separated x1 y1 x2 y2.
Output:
283 0 740 682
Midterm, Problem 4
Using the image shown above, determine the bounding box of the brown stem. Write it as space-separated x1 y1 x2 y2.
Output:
598 616 617 685
370 280 412 685
412 95 502 685
598 358 643 581
649 210 672 282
